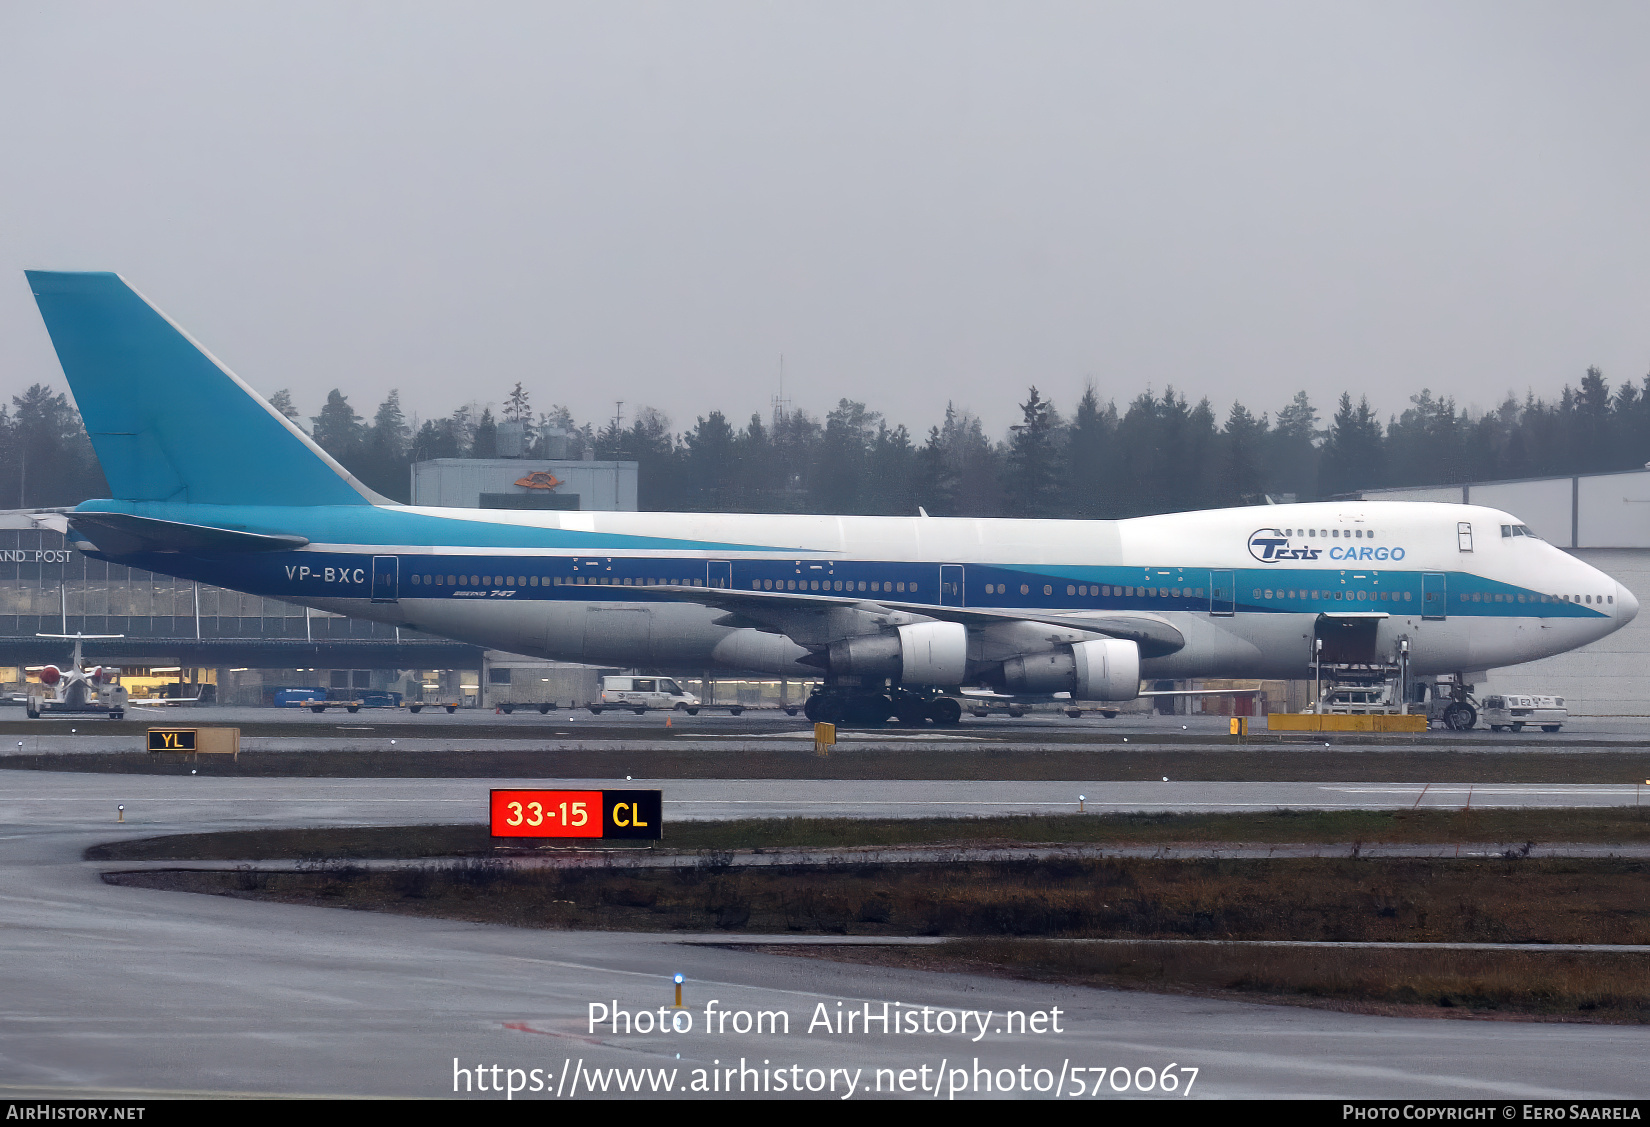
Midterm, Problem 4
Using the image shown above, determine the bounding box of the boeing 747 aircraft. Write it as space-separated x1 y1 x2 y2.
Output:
24 271 1639 726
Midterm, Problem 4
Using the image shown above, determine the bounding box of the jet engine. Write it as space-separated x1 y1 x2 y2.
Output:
38 665 61 687
1001 638 1140 701
824 621 968 687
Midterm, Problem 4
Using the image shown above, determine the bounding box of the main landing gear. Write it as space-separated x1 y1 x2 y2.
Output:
803 688 962 727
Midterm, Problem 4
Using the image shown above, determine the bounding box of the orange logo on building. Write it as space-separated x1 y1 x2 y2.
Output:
514 471 563 491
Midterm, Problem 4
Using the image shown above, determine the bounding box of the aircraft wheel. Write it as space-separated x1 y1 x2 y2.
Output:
445 705 457 713
1511 723 1524 731
1065 709 1082 718
895 698 928 725
1007 707 1024 718
927 697 962 726
686 708 698 715
837 696 885 727
311 705 326 713
812 696 845 725
539 704 552 714
347 706 360 713
1443 702 1477 731
784 707 798 716
589 706 603 714
1101 710 1118 719
633 708 646 715
1541 724 1561 732
409 705 422 714
730 707 744 716
1490 724 1505 732
803 695 822 722
971 709 989 717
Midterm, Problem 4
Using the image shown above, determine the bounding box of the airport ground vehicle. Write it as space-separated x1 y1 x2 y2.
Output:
24 271 1641 729
1480 693 1566 732
590 675 710 715
273 687 327 707
1416 681 1481 731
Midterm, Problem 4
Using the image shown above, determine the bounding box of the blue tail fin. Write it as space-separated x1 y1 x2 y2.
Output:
26 271 383 507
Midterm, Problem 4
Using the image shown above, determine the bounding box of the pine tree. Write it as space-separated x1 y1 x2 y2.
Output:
1063 383 1118 517
1004 386 1063 516
471 408 498 458
1319 393 1383 495
504 382 532 424
267 389 301 422
1221 402 1268 506
309 389 365 463
357 390 411 501
1268 391 1318 500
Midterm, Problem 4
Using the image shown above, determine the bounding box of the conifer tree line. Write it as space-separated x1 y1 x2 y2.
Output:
4 366 1650 516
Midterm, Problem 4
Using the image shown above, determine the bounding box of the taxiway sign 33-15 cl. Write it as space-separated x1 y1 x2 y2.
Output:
24 271 1639 725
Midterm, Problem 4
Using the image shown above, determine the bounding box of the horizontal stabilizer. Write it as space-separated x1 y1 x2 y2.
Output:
69 512 309 556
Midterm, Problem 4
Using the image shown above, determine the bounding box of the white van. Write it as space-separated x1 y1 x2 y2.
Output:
593 675 703 715
1480 694 1566 733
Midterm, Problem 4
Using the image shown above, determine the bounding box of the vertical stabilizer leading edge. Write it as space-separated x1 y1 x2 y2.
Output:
25 271 385 507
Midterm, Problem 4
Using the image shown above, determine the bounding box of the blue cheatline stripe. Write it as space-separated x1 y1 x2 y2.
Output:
95 543 1605 620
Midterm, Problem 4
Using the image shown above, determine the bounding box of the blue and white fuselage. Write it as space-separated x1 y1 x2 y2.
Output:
25 270 1638 705
65 497 1638 682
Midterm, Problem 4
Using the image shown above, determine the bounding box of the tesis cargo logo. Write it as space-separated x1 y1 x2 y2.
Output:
1248 529 1405 563
1248 529 1321 563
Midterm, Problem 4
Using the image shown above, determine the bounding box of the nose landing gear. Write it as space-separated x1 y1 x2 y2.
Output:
1442 701 1478 731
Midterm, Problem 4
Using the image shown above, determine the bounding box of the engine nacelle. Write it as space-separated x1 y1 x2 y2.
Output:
825 632 904 678
1071 638 1140 702
897 621 968 686
1001 638 1141 701
39 665 61 687
825 621 968 687
1001 649 1077 694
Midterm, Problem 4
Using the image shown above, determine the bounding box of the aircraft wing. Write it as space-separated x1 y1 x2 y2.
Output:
648 584 1185 656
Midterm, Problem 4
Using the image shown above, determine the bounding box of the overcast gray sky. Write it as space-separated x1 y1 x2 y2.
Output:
3 1 1647 438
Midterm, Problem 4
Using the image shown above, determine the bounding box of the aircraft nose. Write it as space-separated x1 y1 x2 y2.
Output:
1617 582 1639 626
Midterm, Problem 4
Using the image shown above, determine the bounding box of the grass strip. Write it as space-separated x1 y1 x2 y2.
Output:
14 747 1650 781
788 939 1650 1023
105 855 1650 946
86 807 1650 862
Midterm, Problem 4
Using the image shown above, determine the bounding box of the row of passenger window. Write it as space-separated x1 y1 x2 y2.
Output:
1278 527 1377 539
751 578 919 593
1256 588 1415 602
409 574 711 588
1472 591 1613 605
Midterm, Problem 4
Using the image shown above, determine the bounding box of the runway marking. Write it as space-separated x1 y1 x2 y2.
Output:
502 1020 603 1045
